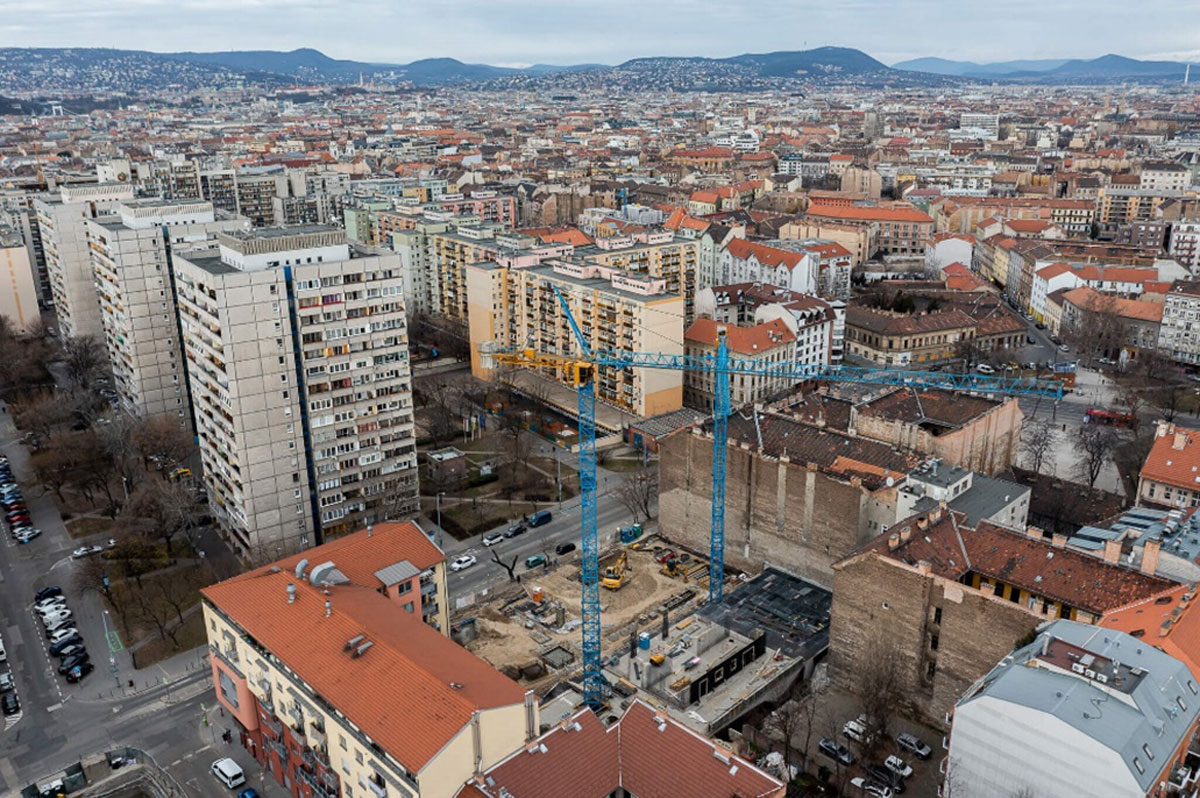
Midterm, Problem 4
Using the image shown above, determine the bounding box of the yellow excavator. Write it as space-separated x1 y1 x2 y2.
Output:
601 551 628 590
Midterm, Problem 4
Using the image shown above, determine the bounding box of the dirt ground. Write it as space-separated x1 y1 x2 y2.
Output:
464 548 702 673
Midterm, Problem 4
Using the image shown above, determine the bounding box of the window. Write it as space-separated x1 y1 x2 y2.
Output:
1133 757 1145 775
1143 744 1155 761
930 634 939 651
926 661 936 679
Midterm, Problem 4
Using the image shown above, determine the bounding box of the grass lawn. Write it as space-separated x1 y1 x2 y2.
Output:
131 612 207 668
600 457 648 473
65 516 114 539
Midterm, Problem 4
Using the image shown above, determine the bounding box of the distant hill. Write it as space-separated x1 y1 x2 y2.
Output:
165 47 375 80
892 57 1069 77
723 47 889 77
893 53 1189 82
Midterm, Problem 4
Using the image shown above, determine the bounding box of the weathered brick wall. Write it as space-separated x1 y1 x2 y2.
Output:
830 554 1042 727
658 429 889 586
853 400 1023 476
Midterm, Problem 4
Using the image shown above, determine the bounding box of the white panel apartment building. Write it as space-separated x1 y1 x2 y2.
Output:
173 226 418 557
1169 220 1200 274
1158 280 1200 365
35 183 135 338
87 199 249 421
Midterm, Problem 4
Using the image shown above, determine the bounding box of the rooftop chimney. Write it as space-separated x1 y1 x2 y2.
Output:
366 524 373 537
1051 534 1067 549
287 583 297 604
888 533 901 550
1141 538 1162 577
1103 539 1122 564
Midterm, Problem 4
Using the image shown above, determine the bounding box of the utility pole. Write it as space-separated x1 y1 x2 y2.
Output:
436 492 445 550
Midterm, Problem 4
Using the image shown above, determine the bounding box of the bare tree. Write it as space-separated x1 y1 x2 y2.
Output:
490 547 520 582
131 588 180 648
615 471 658 523
131 413 193 470
122 477 204 554
61 335 107 390
763 684 820 781
854 634 908 749
1073 423 1120 488
1020 418 1057 475
1062 292 1128 366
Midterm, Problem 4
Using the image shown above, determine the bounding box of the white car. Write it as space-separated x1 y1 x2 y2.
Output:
14 528 40 543
36 601 68 617
482 532 503 547
48 627 79 645
450 554 477 572
974 363 995 375
884 754 913 778
42 609 73 627
71 545 103 559
35 596 66 612
850 777 893 798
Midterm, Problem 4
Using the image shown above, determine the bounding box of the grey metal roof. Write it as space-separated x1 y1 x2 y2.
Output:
958 620 1200 792
948 472 1029 527
631 407 707 440
374 560 419 587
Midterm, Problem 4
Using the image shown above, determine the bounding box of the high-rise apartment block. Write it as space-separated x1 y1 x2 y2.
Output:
35 183 135 338
174 226 418 557
86 198 249 420
467 257 684 419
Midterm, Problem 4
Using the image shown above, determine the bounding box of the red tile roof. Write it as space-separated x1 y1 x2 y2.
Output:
843 513 1177 615
266 521 444 588
807 203 933 224
685 317 795 355
724 238 806 271
1140 424 1200 491
203 529 526 774
458 700 784 798
1102 584 1200 679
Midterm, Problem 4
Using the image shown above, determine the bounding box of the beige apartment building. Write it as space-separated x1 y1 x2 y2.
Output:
203 521 532 798
174 226 418 558
467 258 684 419
0 227 40 334
86 199 249 421
35 182 136 338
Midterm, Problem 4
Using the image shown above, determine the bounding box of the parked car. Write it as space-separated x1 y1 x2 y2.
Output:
71 545 104 559
896 732 932 760
481 532 504 547
35 598 67 615
1 692 18 715
974 363 995 375
555 542 576 556
55 644 85 660
1058 343 1070 352
818 737 855 766
0 671 13 693
525 555 547 569
58 653 90 674
48 627 80 645
850 777 893 798
44 614 75 634
865 764 905 793
65 662 94 683
843 717 873 744
1035 322 1047 330
884 755 913 779
528 510 553 527
36 586 63 602
15 529 41 544
504 520 526 538
49 635 83 655
450 554 477 572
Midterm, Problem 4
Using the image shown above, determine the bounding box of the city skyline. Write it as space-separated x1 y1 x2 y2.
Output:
1 0 1198 67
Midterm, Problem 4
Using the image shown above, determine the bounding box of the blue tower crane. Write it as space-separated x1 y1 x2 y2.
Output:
481 291 1063 710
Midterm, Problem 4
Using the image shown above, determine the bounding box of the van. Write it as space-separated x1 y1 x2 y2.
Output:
211 758 245 789
528 510 552 528
843 718 871 744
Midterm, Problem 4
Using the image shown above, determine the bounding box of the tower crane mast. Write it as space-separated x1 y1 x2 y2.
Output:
480 288 1062 709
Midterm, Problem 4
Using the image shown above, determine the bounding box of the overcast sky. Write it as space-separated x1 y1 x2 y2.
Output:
1 0 1198 67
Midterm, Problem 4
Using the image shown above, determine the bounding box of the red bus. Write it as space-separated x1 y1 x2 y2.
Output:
1085 408 1135 427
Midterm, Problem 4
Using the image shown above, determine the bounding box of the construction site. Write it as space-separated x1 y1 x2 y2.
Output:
452 529 832 735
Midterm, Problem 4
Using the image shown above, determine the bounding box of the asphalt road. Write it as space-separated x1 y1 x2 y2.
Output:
0 403 271 797
443 485 646 601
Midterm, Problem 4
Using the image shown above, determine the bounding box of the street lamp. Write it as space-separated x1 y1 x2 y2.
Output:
435 492 445 550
